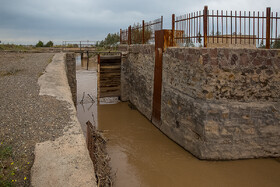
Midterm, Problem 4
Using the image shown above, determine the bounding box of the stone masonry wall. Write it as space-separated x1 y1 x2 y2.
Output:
66 53 77 107
121 45 280 160
162 48 280 159
121 45 155 120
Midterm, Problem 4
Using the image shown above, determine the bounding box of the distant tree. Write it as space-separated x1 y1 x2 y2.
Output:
131 24 152 44
98 33 120 48
44 41 54 47
272 35 280 49
36 40 44 47
185 38 195 47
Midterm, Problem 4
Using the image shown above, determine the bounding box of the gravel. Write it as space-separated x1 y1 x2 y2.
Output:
0 52 73 186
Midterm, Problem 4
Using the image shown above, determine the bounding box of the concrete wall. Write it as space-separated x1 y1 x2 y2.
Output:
121 44 280 160
66 53 77 106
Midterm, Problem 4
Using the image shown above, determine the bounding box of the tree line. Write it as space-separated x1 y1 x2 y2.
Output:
35 40 54 47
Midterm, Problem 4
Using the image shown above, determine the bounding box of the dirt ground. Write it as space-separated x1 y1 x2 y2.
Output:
0 52 74 186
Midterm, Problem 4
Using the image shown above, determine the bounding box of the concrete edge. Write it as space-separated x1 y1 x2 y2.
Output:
31 53 97 187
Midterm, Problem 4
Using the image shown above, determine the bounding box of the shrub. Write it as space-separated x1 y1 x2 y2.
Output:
35 41 44 47
44 41 54 47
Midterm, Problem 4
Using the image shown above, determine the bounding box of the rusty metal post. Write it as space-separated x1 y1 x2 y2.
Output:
152 30 173 124
161 16 163 30
266 7 271 49
172 14 175 46
128 26 132 45
203 6 208 47
80 41 81 51
86 51 89 70
120 29 122 44
97 54 100 73
142 20 145 44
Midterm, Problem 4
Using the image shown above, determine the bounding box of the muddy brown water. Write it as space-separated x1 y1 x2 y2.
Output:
76 55 280 187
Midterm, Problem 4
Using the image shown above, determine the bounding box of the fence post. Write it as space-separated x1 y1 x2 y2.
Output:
203 6 208 47
266 7 271 49
86 51 89 70
142 20 145 44
120 29 122 44
172 14 175 46
161 16 163 30
128 26 132 45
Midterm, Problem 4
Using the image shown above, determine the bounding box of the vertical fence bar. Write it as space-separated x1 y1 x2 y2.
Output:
276 12 278 41
271 12 273 45
244 11 246 44
253 11 255 45
212 10 214 43
86 51 89 70
226 11 228 43
266 7 271 49
258 12 260 45
191 13 193 43
262 11 264 44
161 16 163 30
203 6 208 47
120 29 122 44
189 13 191 43
222 10 224 43
172 14 175 46
235 11 237 44
142 20 145 44
217 10 219 43
188 14 190 42
240 11 242 44
231 11 233 44
128 26 132 45
249 11 251 45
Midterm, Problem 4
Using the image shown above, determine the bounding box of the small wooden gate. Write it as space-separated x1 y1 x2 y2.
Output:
98 55 121 98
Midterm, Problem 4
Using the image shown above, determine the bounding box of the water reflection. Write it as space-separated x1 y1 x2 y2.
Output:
76 54 98 134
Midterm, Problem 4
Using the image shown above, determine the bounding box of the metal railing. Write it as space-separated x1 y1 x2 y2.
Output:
120 16 163 45
173 6 280 48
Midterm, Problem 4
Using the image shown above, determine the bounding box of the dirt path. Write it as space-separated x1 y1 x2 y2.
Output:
0 52 96 186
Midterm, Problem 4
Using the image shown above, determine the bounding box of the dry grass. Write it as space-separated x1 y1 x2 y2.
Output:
0 68 23 77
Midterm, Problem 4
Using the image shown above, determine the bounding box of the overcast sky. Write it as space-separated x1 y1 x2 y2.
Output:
0 0 279 45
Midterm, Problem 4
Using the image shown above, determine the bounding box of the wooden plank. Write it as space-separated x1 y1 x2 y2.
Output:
98 55 121 98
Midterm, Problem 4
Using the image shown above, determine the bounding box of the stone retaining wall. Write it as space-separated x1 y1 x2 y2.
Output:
121 45 155 120
66 53 77 106
121 44 280 160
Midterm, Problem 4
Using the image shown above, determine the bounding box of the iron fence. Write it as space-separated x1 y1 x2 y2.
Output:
120 16 163 45
173 6 280 48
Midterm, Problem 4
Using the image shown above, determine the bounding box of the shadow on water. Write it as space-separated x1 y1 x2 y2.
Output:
76 54 280 187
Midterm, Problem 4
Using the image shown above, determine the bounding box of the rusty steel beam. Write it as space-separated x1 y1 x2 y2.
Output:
152 30 173 123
